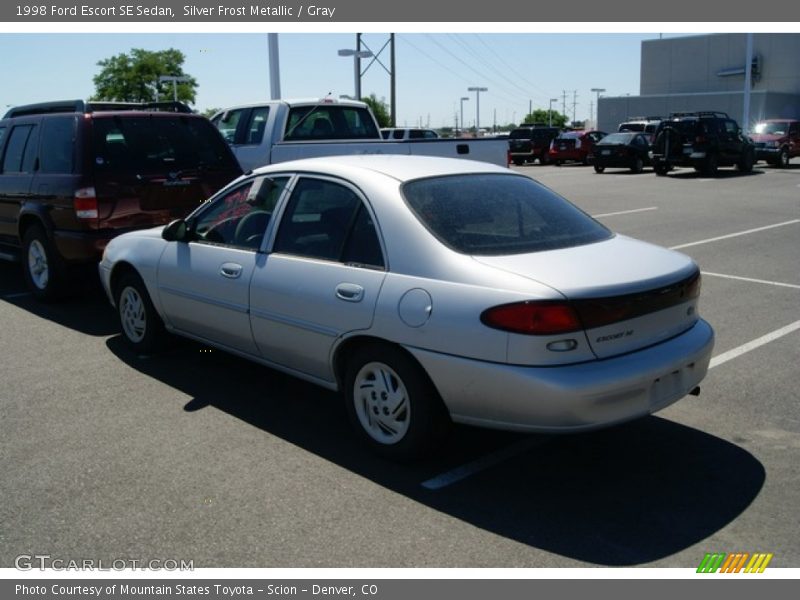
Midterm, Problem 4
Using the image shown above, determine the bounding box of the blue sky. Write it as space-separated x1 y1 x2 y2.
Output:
0 32 686 127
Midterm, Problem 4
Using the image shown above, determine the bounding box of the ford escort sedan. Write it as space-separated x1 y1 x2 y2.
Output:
99 155 714 459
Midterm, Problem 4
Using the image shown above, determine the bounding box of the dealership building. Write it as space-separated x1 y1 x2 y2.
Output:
598 33 800 132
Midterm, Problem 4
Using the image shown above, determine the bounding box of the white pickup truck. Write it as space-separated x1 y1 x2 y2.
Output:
210 98 509 172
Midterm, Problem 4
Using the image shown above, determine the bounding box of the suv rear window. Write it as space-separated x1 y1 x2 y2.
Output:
92 116 237 173
402 174 612 255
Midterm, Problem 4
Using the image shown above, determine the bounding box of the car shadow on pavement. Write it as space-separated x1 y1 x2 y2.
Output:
664 168 766 180
0 262 117 337
107 334 765 566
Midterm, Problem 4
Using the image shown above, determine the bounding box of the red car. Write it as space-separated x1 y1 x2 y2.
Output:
751 119 799 168
549 130 607 165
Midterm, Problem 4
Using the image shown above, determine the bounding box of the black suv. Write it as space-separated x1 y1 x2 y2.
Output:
0 100 241 299
650 112 756 176
508 125 560 165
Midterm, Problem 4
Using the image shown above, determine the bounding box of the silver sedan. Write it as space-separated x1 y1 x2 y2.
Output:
99 155 714 459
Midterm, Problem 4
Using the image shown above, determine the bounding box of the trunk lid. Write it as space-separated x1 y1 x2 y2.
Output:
473 235 701 359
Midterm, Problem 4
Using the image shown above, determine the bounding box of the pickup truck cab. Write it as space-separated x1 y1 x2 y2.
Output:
211 98 507 171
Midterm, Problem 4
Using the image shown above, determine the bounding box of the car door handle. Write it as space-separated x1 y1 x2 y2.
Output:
220 263 243 279
335 283 364 303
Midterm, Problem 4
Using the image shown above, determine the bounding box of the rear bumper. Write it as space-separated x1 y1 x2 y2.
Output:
53 229 117 263
408 319 714 433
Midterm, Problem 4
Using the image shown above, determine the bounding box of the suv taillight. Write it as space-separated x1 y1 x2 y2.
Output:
481 301 582 335
74 187 98 220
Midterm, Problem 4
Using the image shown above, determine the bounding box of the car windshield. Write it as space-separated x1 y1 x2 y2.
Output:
402 174 612 256
753 122 788 135
600 132 636 144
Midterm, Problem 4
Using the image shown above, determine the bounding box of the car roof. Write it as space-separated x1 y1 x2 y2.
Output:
251 155 510 183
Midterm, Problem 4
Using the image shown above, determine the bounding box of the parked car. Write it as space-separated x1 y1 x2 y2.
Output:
618 116 662 142
592 132 652 173
210 98 507 171
508 125 560 165
750 119 799 168
0 100 242 300
650 111 755 176
548 130 607 165
99 155 714 460
381 127 440 140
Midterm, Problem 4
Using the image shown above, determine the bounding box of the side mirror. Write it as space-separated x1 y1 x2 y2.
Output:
162 219 189 242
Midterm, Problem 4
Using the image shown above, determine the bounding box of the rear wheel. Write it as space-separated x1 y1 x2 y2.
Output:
344 343 450 460
539 152 550 165
512 158 524 166
654 163 669 176
777 148 790 168
631 157 644 174
22 225 65 301
593 164 605 174
701 153 719 177
114 270 166 354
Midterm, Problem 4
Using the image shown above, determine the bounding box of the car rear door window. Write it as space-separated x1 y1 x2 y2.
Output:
2 124 37 173
274 177 382 267
245 107 270 145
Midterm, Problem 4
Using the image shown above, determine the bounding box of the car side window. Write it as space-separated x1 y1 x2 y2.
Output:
0 126 6 149
274 177 383 268
2 124 37 173
39 116 75 174
214 109 245 144
245 107 269 145
192 176 289 250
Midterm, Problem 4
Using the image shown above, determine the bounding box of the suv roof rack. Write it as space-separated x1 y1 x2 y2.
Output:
624 116 662 121
3 100 193 119
668 111 729 119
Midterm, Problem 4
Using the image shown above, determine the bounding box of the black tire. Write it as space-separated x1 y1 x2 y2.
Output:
554 160 562 166
777 148 790 168
114 270 167 354
22 224 65 301
593 164 605 174
344 343 450 461
512 158 524 166
701 153 719 177
631 156 644 174
737 149 754 173
539 152 550 165
654 163 669 176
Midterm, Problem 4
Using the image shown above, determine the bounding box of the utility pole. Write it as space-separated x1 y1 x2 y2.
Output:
267 33 281 99
562 91 567 119
572 90 578 124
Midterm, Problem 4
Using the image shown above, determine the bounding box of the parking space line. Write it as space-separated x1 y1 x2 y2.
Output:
592 207 658 218
702 271 800 290
421 436 550 490
669 219 800 250
709 320 800 370
2 292 32 299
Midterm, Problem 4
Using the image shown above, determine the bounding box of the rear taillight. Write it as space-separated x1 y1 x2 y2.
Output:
695 135 707 144
74 187 98 220
481 301 582 335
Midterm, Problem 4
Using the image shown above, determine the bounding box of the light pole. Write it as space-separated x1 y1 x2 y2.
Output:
548 98 559 127
338 48 373 100
590 88 606 128
158 75 190 102
467 86 487 135
459 96 469 137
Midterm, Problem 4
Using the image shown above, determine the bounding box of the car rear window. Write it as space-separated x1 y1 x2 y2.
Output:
284 105 379 140
92 115 237 173
600 132 636 144
402 174 612 255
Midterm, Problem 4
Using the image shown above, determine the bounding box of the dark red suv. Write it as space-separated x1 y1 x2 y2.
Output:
0 100 241 299
751 119 799 168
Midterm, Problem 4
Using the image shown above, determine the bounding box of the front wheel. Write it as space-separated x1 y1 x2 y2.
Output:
737 150 754 173
344 344 450 460
631 157 644 174
539 152 550 165
654 163 669 176
512 158 524 166
115 271 166 354
593 164 605 173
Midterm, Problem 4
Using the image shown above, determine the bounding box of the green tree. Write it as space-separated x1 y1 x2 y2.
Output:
201 107 221 119
362 93 391 128
522 109 568 128
92 48 198 104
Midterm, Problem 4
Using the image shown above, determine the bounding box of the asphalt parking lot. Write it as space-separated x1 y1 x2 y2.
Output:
1 160 798 569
